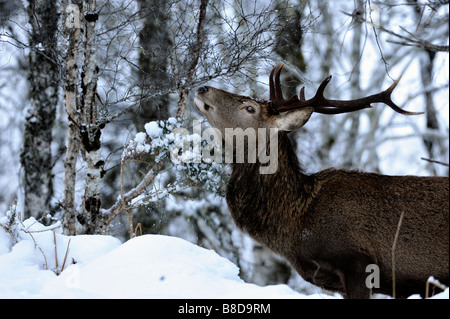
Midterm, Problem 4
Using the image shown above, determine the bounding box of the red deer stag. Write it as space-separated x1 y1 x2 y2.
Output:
194 64 449 299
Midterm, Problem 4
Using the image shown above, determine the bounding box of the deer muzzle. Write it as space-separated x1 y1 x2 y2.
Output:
194 86 212 113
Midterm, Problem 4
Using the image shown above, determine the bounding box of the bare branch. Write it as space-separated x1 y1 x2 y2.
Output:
421 157 450 167
177 0 209 118
100 162 164 234
343 10 449 53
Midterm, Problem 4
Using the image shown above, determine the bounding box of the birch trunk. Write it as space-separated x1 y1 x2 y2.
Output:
79 0 103 234
63 1 82 235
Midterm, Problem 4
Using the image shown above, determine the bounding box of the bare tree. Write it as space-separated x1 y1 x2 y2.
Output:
62 0 103 234
63 0 82 235
134 0 173 126
408 0 447 174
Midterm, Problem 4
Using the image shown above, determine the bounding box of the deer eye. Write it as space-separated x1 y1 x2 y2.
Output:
245 106 255 114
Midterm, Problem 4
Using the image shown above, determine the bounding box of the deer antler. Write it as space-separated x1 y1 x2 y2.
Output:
269 64 422 116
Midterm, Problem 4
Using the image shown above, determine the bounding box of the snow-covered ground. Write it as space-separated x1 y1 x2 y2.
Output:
0 214 447 299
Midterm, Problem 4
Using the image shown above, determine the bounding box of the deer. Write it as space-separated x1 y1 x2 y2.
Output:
194 64 449 299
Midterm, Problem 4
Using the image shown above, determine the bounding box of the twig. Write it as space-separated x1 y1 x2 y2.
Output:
425 277 448 298
23 223 61 233
54 231 59 272
18 226 48 269
343 10 449 53
121 160 135 238
0 224 18 244
60 239 71 274
391 211 405 299
420 157 449 167
134 223 143 236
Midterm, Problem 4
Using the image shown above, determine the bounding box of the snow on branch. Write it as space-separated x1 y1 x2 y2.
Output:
100 117 227 236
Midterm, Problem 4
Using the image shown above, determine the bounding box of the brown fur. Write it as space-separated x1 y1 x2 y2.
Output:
195 86 449 299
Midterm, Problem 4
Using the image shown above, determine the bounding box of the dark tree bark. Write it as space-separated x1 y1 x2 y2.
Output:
273 0 307 153
409 0 444 174
134 0 173 128
21 0 59 218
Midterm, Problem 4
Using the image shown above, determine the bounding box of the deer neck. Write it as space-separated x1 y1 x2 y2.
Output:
226 131 316 254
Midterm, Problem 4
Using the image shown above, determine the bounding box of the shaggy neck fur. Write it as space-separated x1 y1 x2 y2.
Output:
226 131 317 256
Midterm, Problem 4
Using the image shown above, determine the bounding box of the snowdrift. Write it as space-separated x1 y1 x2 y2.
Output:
0 217 328 298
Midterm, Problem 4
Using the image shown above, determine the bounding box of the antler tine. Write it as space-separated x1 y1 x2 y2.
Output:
380 75 423 115
269 66 276 101
269 64 285 102
274 64 285 100
299 87 306 101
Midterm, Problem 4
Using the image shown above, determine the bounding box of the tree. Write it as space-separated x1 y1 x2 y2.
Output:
134 0 172 126
408 0 447 174
21 0 59 219
62 0 82 235
61 0 103 234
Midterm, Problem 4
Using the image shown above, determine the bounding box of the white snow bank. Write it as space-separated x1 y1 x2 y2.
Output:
41 235 316 299
0 217 321 299
0 216 121 298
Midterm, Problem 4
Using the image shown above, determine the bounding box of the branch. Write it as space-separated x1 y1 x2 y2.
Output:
343 11 449 53
420 157 449 167
177 0 209 118
386 39 449 53
391 211 405 299
100 162 164 234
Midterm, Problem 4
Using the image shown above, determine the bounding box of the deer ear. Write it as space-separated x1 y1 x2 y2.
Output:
274 107 313 131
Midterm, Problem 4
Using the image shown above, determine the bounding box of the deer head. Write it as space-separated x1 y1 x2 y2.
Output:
194 64 421 136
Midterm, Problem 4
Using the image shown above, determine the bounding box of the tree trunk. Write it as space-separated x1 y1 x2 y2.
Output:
134 0 172 128
420 50 441 169
342 0 363 169
21 0 59 219
126 0 173 236
63 1 82 235
62 0 102 235
78 0 103 234
409 0 443 175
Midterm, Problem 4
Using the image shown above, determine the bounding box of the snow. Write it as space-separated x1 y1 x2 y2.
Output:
1 217 447 299
145 121 164 138
40 234 308 299
0 217 330 299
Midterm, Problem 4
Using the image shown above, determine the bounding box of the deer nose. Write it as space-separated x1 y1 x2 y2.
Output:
197 86 208 93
